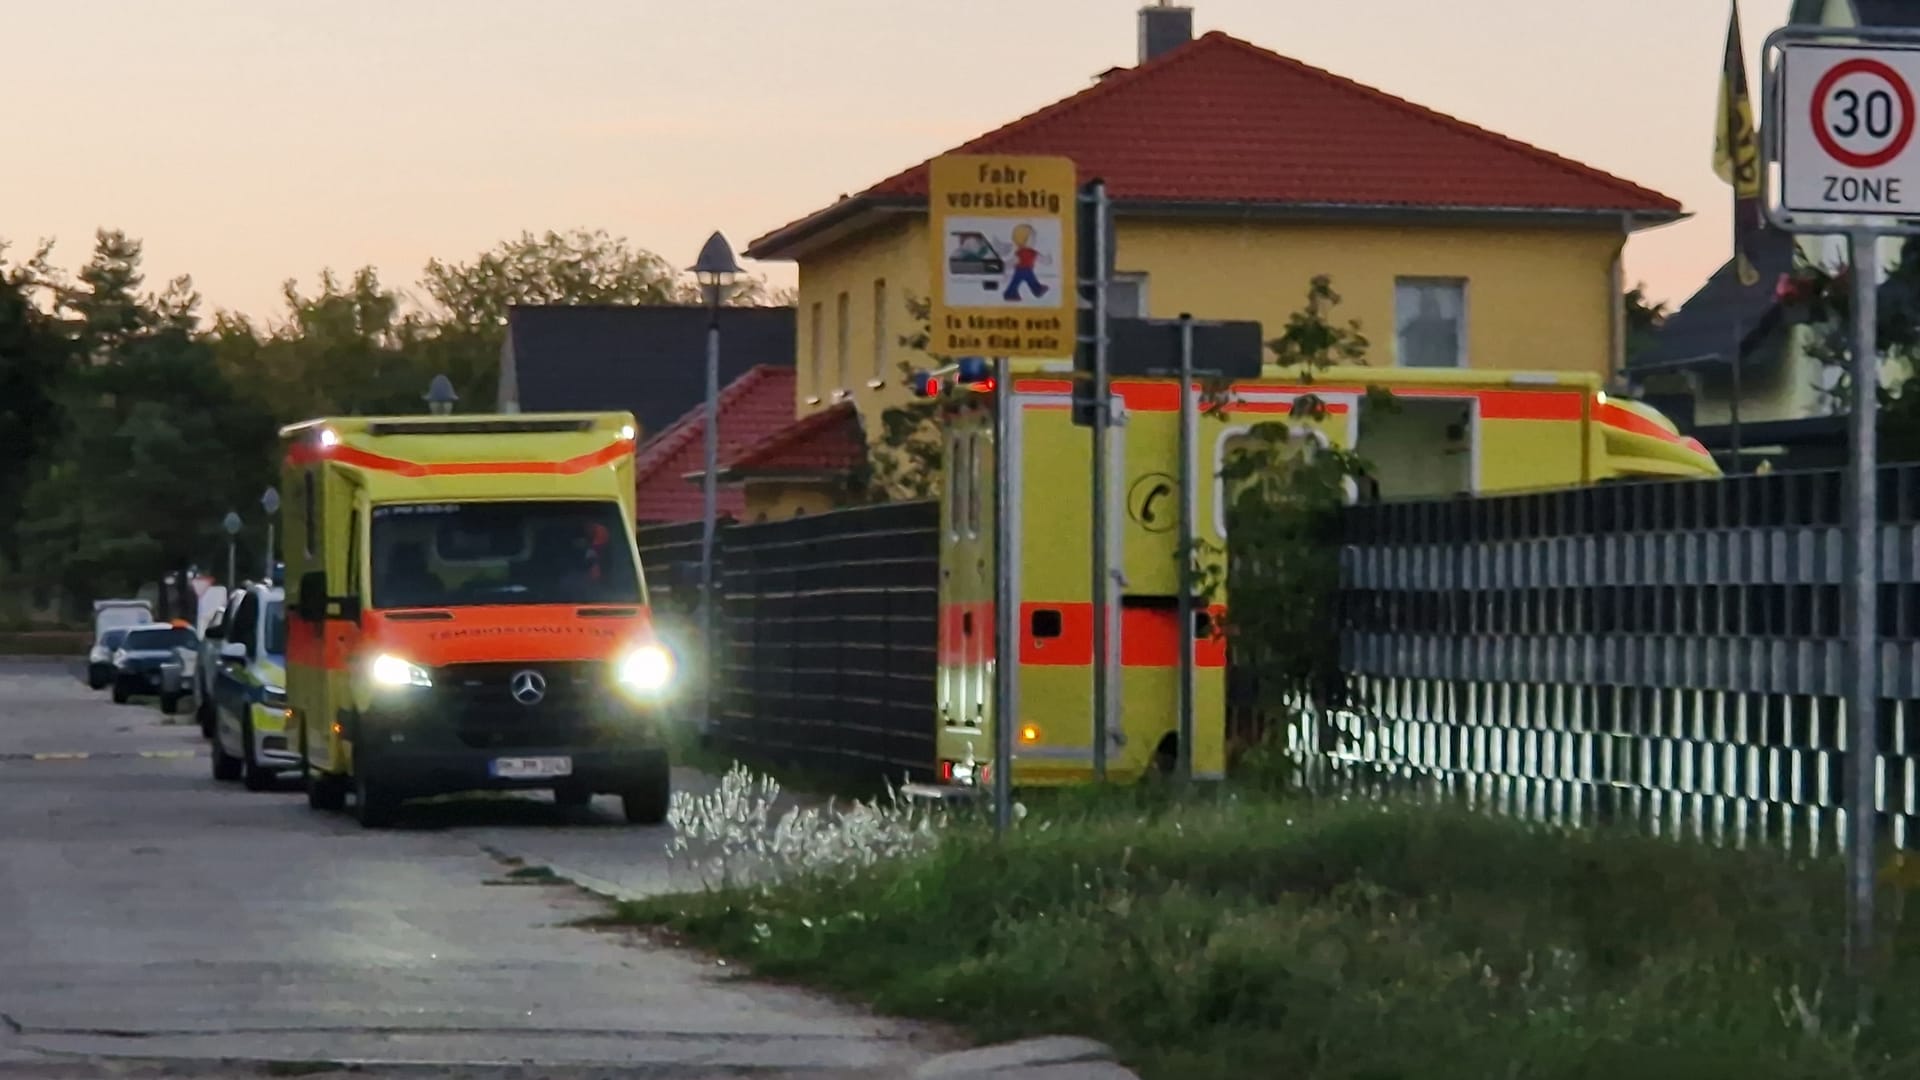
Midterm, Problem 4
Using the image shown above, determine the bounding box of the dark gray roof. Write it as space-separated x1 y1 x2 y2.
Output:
1630 228 1799 372
1852 0 1920 26
505 305 795 443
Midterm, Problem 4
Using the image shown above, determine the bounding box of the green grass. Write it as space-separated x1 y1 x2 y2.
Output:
613 789 1920 1080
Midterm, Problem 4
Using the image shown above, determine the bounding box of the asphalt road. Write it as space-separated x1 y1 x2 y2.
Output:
0 659 949 1078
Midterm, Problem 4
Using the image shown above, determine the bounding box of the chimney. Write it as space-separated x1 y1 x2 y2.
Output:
1138 2 1193 64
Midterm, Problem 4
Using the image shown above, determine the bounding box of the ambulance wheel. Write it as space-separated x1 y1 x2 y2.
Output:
307 772 348 812
1149 735 1179 780
620 757 672 825
354 774 398 829
553 785 593 810
211 733 242 782
240 716 273 792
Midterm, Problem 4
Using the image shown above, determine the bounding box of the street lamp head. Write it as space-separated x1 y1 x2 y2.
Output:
691 231 742 308
424 374 458 417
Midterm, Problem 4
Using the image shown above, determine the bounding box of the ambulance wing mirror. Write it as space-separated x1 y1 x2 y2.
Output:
297 571 360 624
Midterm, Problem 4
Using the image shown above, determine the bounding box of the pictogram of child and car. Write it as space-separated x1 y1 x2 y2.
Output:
943 218 1063 307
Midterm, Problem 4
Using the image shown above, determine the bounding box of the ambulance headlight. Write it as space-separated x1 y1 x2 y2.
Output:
370 653 432 688
616 645 674 695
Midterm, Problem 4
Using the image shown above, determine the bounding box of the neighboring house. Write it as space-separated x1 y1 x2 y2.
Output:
746 4 1684 446
1632 0 1918 470
497 304 795 443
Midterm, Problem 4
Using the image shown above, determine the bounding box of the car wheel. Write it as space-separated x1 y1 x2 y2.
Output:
160 693 180 716
88 670 108 691
211 729 242 782
619 756 672 825
240 714 273 792
196 693 215 738
111 680 130 705
353 774 398 829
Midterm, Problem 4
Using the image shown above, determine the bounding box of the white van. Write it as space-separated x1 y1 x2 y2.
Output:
87 600 154 689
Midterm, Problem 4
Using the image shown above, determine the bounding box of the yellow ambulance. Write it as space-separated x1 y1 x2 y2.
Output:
923 362 1718 791
278 412 678 828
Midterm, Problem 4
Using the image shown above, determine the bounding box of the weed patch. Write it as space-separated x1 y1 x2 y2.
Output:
617 789 1920 1080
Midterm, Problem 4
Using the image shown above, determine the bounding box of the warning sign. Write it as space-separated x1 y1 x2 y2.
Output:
928 154 1077 359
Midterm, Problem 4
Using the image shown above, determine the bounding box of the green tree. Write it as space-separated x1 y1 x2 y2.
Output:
1624 283 1669 366
0 241 74 573
1784 239 1920 462
19 233 278 607
211 267 425 421
858 294 948 502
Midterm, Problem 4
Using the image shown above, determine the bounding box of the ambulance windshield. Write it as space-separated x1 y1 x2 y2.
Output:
369 500 641 609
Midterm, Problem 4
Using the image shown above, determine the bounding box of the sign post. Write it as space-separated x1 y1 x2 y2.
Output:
930 153 1077 836
260 487 281 581
1763 25 1919 1019
222 511 242 591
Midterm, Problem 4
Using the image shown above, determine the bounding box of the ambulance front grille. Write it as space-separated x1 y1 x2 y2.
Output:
433 661 604 750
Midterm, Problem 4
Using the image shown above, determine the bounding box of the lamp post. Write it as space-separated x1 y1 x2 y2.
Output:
222 511 242 590
425 375 458 417
690 231 742 733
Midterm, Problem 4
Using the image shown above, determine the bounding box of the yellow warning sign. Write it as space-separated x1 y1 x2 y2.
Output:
928 154 1077 359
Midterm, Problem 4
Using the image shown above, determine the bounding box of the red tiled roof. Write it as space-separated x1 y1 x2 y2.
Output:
749 31 1681 256
722 402 866 476
633 365 795 524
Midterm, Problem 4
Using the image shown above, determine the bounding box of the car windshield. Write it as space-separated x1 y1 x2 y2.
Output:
100 628 129 649
124 628 196 651
97 608 149 634
264 600 286 655
370 500 642 609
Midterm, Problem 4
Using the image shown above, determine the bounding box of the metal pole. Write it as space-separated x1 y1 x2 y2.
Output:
226 540 235 593
1844 228 1881 1018
1175 314 1196 785
992 355 1016 836
1088 180 1112 782
264 522 275 581
701 313 721 733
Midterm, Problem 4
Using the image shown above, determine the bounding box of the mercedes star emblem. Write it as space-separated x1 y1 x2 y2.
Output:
509 670 547 706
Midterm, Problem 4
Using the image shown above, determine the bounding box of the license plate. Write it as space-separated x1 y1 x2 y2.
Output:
490 756 573 779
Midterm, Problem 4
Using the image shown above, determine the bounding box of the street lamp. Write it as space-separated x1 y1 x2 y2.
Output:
425 374 458 417
690 230 742 732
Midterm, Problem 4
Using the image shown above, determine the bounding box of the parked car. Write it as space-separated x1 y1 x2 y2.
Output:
194 588 248 738
210 582 290 791
110 623 200 704
87 627 133 689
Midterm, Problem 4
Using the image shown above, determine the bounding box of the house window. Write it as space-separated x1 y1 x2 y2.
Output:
1108 272 1149 317
872 278 888 380
836 291 851 394
809 301 824 397
1394 277 1467 368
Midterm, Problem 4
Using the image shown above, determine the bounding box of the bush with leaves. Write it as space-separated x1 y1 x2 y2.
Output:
1193 276 1389 761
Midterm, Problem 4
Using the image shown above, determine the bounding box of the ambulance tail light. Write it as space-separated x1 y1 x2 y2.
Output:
908 371 944 399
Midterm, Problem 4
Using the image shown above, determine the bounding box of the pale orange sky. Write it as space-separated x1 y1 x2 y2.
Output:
3 0 1791 320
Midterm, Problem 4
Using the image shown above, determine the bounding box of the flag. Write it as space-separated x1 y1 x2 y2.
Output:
1714 1 1764 286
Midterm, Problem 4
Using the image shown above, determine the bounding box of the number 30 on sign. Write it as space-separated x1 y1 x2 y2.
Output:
1780 45 1920 220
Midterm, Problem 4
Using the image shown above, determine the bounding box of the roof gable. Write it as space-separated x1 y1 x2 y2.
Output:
632 365 796 524
506 305 795 443
750 31 1680 257
722 402 866 476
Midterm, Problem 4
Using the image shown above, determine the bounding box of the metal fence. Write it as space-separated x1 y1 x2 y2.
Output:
639 501 941 781
1323 464 1920 854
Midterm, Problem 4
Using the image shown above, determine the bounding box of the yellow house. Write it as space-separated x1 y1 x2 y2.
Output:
746 10 1685 442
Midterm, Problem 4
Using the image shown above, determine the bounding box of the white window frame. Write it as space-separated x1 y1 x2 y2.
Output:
1393 276 1468 369
809 301 824 397
835 291 851 394
872 278 888 380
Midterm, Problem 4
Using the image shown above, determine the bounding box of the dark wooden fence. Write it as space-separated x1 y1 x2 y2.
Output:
1327 464 1920 854
639 501 940 782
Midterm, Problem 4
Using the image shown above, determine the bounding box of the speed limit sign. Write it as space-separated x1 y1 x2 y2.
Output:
1776 40 1920 225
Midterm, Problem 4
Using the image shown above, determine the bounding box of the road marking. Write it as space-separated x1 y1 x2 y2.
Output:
0 750 202 762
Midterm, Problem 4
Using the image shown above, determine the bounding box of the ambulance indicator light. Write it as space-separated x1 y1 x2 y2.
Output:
955 356 991 384
908 371 943 398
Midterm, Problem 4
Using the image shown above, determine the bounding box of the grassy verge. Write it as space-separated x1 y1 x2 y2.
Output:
612 789 1920 1079
663 721 903 802
0 630 90 656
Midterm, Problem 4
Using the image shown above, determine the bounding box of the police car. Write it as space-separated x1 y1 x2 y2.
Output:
209 582 293 791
